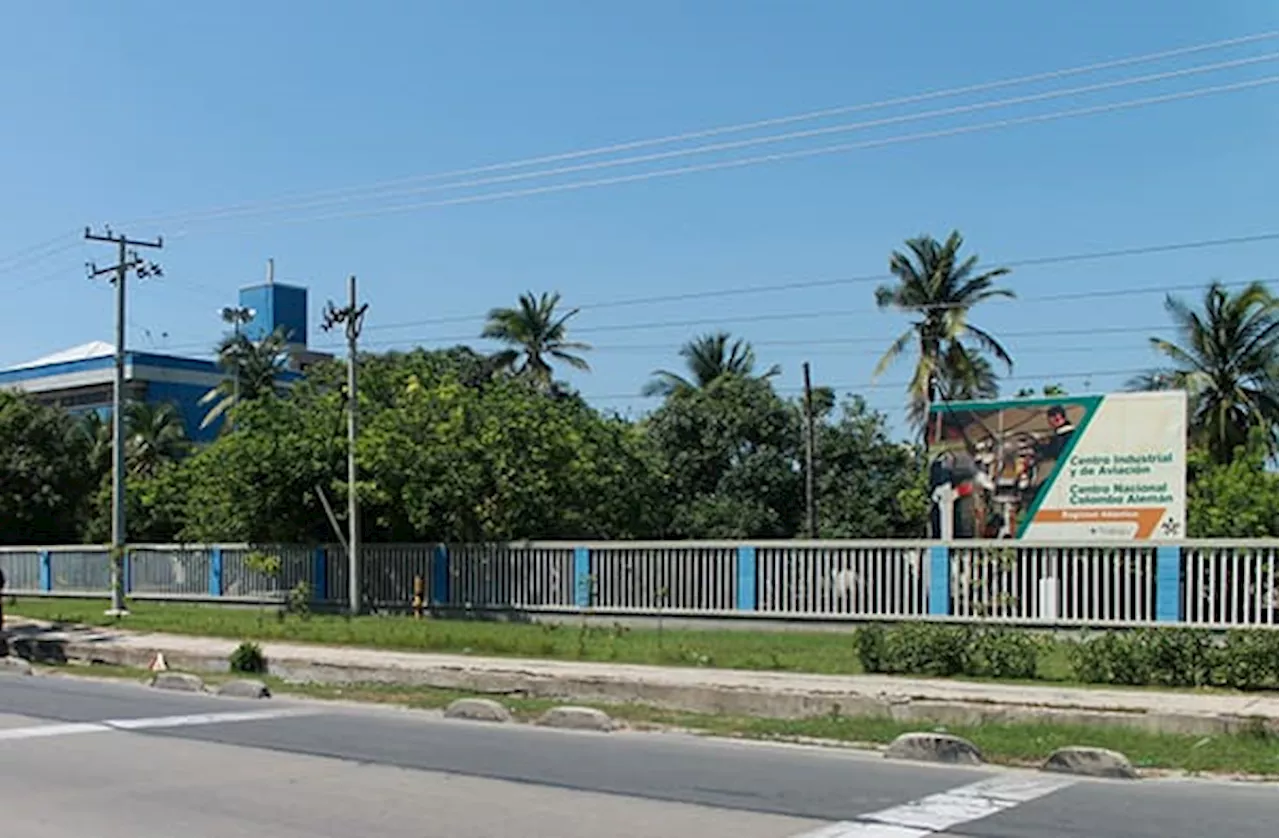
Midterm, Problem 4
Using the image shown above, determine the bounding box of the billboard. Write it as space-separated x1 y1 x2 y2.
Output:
925 391 1187 541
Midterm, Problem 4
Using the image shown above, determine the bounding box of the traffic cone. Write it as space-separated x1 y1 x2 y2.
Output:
148 652 168 672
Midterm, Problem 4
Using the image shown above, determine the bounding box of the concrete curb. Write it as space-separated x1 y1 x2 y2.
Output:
150 672 206 693
1042 746 1138 779
885 732 984 765
0 656 34 676
444 698 512 723
10 624 1275 738
217 679 272 699
537 706 616 732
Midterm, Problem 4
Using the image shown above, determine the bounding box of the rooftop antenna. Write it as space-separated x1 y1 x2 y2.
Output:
266 257 275 285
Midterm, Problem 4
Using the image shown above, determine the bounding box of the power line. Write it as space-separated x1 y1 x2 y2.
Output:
128 53 1277 228
153 267 1270 357
234 77 1276 230
342 322 1180 354
119 31 1277 230
0 236 82 281
361 247 1276 334
583 366 1157 402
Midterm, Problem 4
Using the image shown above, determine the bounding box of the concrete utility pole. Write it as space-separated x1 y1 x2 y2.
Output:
85 227 163 616
802 361 817 539
321 276 368 615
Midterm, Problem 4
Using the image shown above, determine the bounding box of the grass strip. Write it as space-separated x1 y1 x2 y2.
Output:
34 659 1279 777
9 597 1080 678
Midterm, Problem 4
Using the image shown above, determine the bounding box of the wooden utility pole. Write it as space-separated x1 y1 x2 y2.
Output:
802 361 817 539
322 276 368 615
85 227 163 616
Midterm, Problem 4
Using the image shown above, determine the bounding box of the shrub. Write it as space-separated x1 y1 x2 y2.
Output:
971 626 1042 680
1069 631 1152 686
856 623 974 677
854 624 887 673
1143 627 1216 688
857 623 1276 691
229 640 267 674
888 623 974 676
1214 630 1279 691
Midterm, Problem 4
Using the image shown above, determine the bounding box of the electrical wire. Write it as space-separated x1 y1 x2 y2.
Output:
363 245 1279 333
127 53 1277 229
581 367 1161 401
120 31 1278 229
220 77 1276 231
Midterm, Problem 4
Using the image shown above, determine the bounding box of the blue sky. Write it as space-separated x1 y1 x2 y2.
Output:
1 1 1276 434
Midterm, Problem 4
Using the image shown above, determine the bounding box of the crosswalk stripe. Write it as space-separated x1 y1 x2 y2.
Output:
789 774 1077 838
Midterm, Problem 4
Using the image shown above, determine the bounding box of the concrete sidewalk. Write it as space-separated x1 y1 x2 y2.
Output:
3 618 1275 736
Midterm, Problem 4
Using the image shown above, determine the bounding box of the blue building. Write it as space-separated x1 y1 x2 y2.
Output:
0 278 331 443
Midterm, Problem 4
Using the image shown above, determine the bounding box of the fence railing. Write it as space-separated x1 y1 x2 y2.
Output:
1 539 1276 628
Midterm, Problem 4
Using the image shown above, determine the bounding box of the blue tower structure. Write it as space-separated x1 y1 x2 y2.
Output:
0 262 329 443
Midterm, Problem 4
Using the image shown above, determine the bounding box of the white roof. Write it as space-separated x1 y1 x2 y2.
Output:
5 341 115 371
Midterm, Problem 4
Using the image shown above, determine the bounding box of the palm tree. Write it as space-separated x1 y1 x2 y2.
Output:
935 345 1000 402
200 326 291 429
75 410 113 477
1128 280 1278 463
481 291 591 390
872 231 1015 430
642 332 781 398
124 400 190 477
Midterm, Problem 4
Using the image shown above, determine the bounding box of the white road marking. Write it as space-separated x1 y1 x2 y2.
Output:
790 774 1077 838
0 708 307 741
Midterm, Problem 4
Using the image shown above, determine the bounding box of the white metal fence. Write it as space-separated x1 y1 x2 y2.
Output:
1 539 1276 628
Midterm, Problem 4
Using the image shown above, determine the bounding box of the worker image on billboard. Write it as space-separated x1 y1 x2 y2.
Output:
927 400 1088 539
925 392 1185 542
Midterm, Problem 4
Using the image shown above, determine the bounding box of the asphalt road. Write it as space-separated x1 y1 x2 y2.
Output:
0 670 1274 838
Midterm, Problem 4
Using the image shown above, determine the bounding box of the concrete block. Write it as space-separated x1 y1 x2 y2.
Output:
217 679 271 699
1042 746 1138 779
885 732 984 765
0 656 33 676
444 698 512 723
537 705 615 732
150 672 206 693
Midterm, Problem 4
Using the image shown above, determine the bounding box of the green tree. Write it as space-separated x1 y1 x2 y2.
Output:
1186 428 1279 538
642 332 781 398
360 371 667 541
178 392 345 543
76 410 112 480
1129 281 1278 463
935 345 999 402
816 397 927 538
873 231 1015 429
200 326 292 429
481 291 591 391
124 400 191 478
0 391 94 544
645 375 802 538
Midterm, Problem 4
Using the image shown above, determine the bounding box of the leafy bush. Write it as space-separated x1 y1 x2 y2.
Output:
890 623 974 676
856 624 1041 680
1143 628 1216 688
286 581 312 618
1214 630 1278 691
855 624 887 673
857 623 1275 690
1070 628 1277 691
971 626 1042 680
229 640 267 674
244 550 282 578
